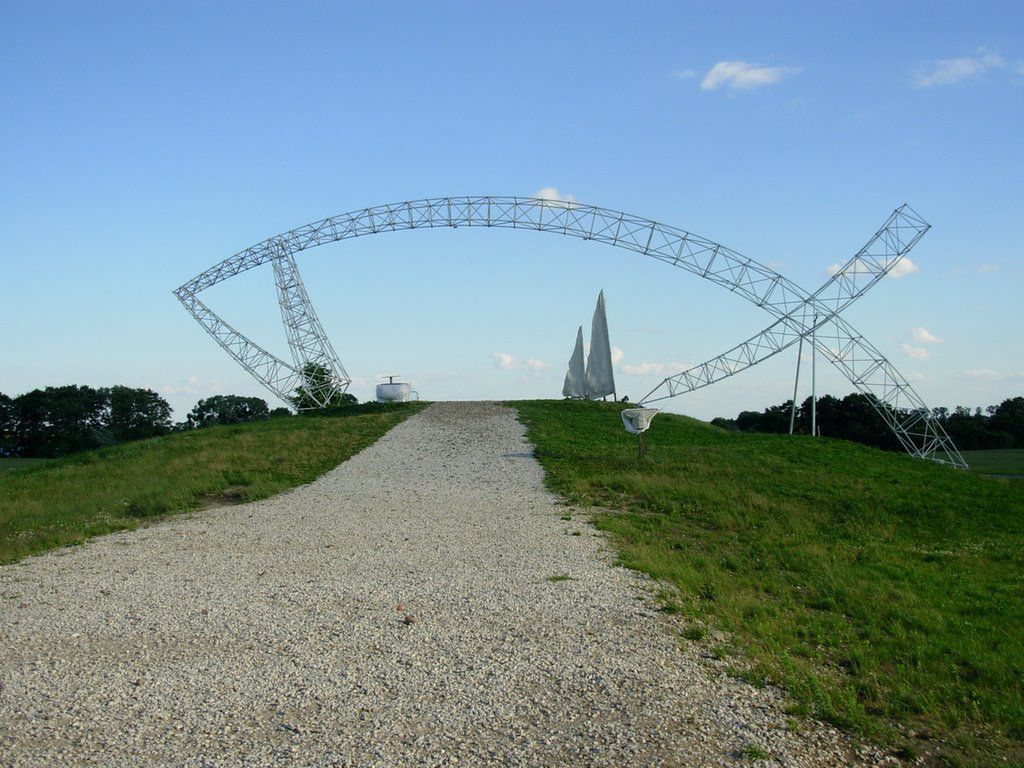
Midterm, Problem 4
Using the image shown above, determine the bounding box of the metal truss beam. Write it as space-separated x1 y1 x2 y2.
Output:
271 242 350 408
172 290 303 403
173 196 964 467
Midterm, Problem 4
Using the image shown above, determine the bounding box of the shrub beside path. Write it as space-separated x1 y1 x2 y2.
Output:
0 403 889 766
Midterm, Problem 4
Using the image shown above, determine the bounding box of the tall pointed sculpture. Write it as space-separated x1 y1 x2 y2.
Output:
585 290 616 400
562 326 588 398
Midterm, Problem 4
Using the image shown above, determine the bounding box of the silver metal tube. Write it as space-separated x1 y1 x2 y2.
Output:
789 335 804 435
811 314 817 437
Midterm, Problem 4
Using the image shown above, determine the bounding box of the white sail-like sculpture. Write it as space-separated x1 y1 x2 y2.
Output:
585 289 616 400
562 326 588 398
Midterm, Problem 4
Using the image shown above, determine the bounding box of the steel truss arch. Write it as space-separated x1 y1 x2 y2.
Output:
173 195 963 466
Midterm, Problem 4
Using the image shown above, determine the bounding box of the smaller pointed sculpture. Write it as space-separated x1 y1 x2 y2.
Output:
562 326 588 398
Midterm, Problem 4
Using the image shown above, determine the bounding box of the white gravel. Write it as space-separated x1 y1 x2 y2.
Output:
0 402 892 767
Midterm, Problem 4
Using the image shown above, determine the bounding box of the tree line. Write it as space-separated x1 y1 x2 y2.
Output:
712 393 1024 452
0 386 291 458
1 367 361 459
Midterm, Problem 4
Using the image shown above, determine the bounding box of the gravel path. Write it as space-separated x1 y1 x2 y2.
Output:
0 403 887 767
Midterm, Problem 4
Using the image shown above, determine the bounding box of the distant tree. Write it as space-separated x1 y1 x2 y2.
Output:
727 390 1024 453
734 392 900 448
289 363 357 410
839 393 901 450
710 417 739 432
13 385 109 457
943 405 1008 450
735 410 764 432
269 407 293 418
187 395 270 428
0 393 14 456
793 394 845 437
106 386 172 442
990 396 1024 447
759 402 793 433
46 385 111 455
11 388 48 456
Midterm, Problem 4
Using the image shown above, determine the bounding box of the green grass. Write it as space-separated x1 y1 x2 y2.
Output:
0 404 423 564
737 745 771 761
546 573 575 582
0 458 51 473
514 399 1024 767
959 449 1024 477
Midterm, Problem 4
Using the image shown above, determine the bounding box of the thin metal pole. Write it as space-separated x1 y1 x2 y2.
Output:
789 335 804 435
811 314 817 438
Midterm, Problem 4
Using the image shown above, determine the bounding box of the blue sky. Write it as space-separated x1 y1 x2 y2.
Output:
1 1 1021 420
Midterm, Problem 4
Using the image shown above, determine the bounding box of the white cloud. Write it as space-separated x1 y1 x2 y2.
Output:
491 352 516 370
911 327 943 344
900 344 930 360
672 69 696 79
963 368 999 380
621 361 690 376
534 187 576 205
973 264 1000 273
160 375 226 396
913 51 1006 87
493 353 549 375
700 61 800 91
889 257 920 278
825 256 918 279
960 368 1024 382
611 346 624 364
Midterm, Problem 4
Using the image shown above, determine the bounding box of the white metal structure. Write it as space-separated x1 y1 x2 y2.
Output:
173 195 965 467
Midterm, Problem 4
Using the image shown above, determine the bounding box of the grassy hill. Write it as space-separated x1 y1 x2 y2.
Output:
0 458 50 473
0 404 423 565
515 400 1023 767
959 449 1024 477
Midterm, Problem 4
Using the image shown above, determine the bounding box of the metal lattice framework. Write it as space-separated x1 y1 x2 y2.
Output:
173 195 965 467
271 242 349 407
639 205 965 466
